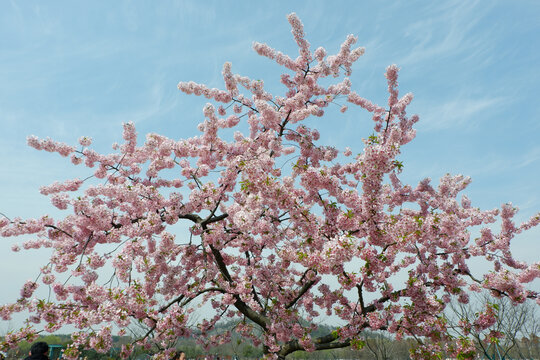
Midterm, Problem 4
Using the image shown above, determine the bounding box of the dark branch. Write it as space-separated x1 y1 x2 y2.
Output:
44 224 73 238
286 277 316 309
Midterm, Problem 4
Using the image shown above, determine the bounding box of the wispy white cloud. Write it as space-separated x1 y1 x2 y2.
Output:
516 146 540 168
417 95 506 131
398 1 495 67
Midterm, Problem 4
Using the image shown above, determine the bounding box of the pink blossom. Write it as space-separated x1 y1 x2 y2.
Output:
78 136 92 147
20 281 38 298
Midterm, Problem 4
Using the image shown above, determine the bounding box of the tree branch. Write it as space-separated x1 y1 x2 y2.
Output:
286 276 316 309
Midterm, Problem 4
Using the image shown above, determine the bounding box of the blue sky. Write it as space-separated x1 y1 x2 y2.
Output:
1 1 539 331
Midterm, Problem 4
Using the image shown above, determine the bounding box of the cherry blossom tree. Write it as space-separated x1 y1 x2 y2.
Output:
1 13 539 360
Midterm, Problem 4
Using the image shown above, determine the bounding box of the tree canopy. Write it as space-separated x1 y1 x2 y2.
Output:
1 13 539 360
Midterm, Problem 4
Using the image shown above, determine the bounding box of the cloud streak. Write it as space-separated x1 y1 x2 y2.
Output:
398 1 495 67
417 95 506 131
